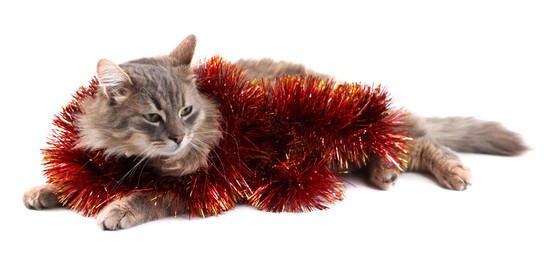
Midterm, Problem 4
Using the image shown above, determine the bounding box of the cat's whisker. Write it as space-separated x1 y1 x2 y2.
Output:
210 144 254 182
206 153 226 178
135 149 155 187
102 142 144 157
190 129 248 175
193 129 224 134
189 140 226 177
214 130 242 163
185 141 204 162
111 146 156 192
208 130 253 176
76 140 149 183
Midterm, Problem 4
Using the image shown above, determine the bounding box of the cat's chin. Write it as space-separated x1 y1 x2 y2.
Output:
152 142 189 157
118 144 184 159
152 149 180 158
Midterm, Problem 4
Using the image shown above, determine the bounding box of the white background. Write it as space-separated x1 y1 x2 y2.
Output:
1 1 554 259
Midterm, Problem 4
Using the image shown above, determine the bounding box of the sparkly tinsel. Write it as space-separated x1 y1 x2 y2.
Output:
42 56 409 216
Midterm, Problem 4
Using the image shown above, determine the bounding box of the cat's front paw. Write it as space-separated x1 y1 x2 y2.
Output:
96 200 145 230
23 185 62 209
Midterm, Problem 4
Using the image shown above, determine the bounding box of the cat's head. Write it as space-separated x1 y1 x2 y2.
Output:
76 35 222 175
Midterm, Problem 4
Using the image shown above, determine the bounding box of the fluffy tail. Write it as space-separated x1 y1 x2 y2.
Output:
410 115 527 156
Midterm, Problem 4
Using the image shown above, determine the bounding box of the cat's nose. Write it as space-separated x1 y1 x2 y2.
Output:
170 135 184 144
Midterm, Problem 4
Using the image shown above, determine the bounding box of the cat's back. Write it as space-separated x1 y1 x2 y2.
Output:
235 58 332 80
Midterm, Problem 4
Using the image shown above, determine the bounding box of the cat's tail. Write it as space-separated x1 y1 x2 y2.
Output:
410 115 528 156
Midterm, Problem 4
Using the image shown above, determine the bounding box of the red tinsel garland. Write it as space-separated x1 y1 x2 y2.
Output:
43 56 409 217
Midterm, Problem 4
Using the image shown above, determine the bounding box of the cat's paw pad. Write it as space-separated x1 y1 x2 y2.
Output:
369 164 399 190
96 202 143 230
438 164 472 191
23 185 61 209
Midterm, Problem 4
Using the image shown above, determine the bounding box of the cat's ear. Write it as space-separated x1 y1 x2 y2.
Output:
96 59 132 104
169 34 197 66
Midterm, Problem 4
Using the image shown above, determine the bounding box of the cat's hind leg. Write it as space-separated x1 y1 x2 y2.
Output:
366 136 471 190
407 136 471 190
366 158 400 190
23 184 63 209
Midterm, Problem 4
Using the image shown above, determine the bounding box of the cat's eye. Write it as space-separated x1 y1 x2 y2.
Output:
180 106 193 117
144 113 162 123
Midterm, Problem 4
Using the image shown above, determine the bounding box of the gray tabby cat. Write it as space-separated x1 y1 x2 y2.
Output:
23 35 526 230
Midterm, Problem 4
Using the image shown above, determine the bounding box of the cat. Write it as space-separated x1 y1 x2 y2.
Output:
23 34 527 230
